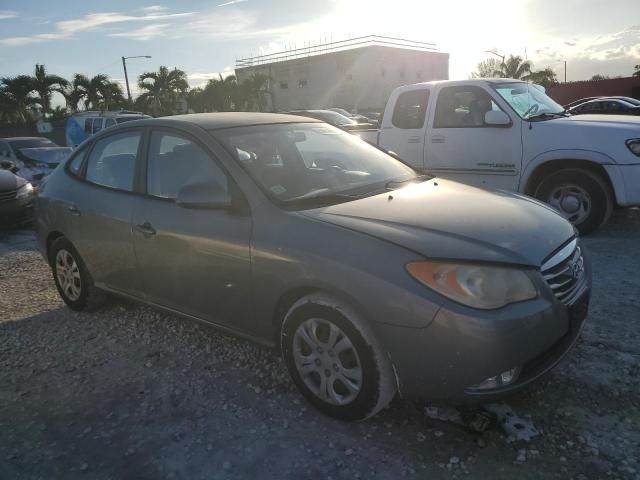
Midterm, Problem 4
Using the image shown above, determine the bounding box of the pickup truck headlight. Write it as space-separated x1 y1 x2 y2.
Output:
406 261 537 309
626 139 640 157
16 182 34 199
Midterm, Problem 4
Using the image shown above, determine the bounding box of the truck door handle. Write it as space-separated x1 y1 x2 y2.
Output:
135 222 156 237
67 204 80 216
431 135 446 144
407 136 421 144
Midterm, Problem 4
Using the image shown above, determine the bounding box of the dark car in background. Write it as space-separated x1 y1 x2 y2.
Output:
0 168 35 225
328 108 371 124
568 98 640 116
35 113 590 421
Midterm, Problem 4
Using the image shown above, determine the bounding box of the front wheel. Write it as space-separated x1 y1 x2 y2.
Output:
281 294 396 421
534 168 613 235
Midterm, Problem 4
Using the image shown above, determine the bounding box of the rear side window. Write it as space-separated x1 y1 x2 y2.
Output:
85 132 141 191
146 131 228 199
392 90 429 129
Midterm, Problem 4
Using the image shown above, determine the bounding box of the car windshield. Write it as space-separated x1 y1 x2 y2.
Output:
493 82 565 119
213 123 420 208
8 138 57 150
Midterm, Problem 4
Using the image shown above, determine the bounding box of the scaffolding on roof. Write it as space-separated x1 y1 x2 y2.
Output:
235 35 437 68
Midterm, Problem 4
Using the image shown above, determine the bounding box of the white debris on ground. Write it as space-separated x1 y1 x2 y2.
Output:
483 403 539 442
424 405 464 425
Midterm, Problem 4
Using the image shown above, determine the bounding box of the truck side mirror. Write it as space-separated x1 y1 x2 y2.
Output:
484 111 512 127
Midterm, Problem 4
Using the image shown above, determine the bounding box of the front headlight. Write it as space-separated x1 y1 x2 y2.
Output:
16 182 34 199
406 261 537 309
626 139 640 157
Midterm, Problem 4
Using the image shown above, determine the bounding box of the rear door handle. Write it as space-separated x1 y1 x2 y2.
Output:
431 135 446 144
135 222 156 237
67 204 80 216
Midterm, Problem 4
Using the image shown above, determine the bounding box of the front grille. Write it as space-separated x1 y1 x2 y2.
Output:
0 189 18 203
542 239 586 305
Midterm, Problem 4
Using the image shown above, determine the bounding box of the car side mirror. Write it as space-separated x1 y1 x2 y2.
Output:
176 181 232 210
484 111 512 127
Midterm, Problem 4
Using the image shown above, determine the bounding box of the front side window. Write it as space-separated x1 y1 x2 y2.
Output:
392 90 429 129
146 132 228 199
85 132 141 191
213 123 418 208
434 86 503 128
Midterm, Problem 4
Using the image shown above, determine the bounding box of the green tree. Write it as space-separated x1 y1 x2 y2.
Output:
242 73 270 112
524 68 559 88
471 58 503 78
136 66 189 116
0 75 37 125
590 74 610 81
501 55 532 79
634 65 640 77
65 74 124 111
32 64 68 115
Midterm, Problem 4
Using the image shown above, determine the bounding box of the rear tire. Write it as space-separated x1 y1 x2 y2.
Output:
534 168 613 235
281 293 396 421
49 237 104 311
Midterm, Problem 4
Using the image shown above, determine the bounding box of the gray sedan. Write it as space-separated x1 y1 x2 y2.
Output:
34 113 591 420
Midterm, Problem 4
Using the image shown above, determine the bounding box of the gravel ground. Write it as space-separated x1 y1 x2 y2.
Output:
0 210 639 480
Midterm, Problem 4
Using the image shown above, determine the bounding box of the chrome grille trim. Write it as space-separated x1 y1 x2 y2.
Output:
0 189 18 203
541 239 586 306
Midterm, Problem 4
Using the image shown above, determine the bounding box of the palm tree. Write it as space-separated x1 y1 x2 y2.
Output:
0 75 37 124
65 74 124 111
632 64 639 77
471 58 503 78
524 68 559 88
137 66 189 116
242 73 271 112
500 55 532 79
200 74 239 112
32 64 68 115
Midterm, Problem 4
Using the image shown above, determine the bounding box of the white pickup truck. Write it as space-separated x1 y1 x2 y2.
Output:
359 78 640 233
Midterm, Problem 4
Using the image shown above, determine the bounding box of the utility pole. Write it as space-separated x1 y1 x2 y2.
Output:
564 60 567 83
121 55 152 108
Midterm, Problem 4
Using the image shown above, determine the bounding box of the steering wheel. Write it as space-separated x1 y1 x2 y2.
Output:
315 159 347 189
523 103 539 117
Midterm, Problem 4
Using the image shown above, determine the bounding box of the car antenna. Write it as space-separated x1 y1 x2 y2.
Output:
525 46 533 130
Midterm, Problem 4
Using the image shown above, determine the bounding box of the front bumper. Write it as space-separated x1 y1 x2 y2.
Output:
375 275 590 404
0 195 33 224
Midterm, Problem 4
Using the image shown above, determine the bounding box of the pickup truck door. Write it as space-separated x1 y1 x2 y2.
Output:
425 85 523 190
377 88 430 170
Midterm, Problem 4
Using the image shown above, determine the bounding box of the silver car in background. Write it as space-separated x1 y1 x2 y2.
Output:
35 113 591 420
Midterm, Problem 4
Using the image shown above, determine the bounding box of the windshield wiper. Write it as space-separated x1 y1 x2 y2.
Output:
385 174 431 190
527 111 569 121
283 192 367 208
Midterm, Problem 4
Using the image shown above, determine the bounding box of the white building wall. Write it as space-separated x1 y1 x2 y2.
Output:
235 46 449 112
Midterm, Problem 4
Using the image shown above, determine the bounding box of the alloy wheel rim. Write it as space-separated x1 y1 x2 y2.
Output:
292 318 363 406
55 249 82 301
547 184 591 224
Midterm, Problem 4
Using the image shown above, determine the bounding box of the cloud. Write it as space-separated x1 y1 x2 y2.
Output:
217 0 249 6
109 23 170 41
0 10 17 20
0 9 194 46
142 5 168 14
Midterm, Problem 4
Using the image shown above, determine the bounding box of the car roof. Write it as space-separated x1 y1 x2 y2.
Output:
145 112 322 130
0 136 52 141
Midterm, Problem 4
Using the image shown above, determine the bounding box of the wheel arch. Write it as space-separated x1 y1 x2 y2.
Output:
45 231 66 265
522 158 615 203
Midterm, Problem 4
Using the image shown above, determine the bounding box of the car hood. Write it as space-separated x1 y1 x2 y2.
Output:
301 179 574 267
0 169 25 191
555 114 640 128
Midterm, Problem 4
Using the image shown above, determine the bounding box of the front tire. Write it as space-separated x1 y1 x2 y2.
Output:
534 168 613 235
49 237 103 311
281 294 396 421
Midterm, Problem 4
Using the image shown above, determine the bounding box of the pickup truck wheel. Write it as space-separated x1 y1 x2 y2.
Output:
281 294 396 421
534 168 613 235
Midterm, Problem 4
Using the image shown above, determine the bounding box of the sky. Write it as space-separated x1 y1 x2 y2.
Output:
0 0 639 105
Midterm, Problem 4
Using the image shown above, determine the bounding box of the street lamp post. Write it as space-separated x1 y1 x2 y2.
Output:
484 49 506 67
121 55 152 107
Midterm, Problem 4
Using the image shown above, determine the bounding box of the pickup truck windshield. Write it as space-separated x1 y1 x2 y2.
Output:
494 83 565 120
213 123 418 208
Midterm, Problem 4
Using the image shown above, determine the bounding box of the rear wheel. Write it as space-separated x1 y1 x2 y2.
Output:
49 237 103 311
281 294 396 421
534 168 613 235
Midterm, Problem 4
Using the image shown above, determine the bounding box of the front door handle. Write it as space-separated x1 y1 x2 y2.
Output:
407 136 422 144
135 222 156 238
431 135 446 144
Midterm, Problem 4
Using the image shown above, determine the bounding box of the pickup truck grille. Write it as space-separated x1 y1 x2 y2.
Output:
541 240 586 306
0 189 18 203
